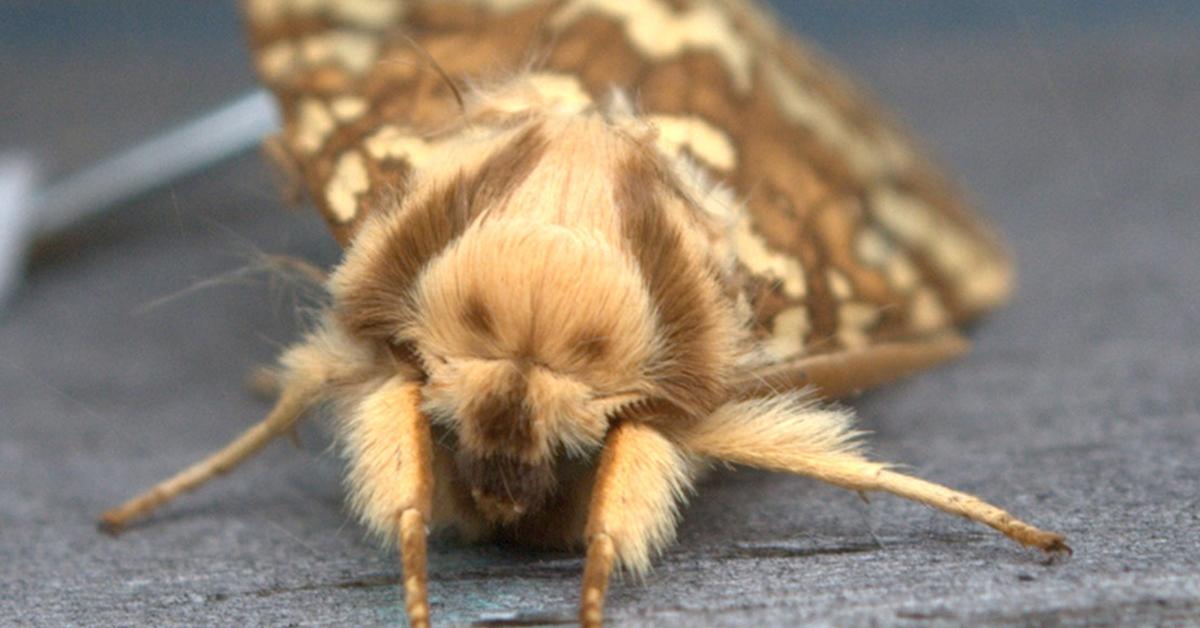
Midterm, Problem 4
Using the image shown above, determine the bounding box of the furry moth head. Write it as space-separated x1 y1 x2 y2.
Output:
329 79 744 522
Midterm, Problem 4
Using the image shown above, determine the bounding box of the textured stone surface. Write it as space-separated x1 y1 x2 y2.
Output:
3 4 1199 626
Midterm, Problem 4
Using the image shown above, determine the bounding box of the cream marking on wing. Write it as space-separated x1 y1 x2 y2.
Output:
837 302 880 349
765 306 810 359
959 262 1012 310
528 72 594 110
826 269 853 300
764 61 908 179
364 126 434 165
478 72 595 117
327 150 370 222
258 30 381 84
909 287 949 332
885 256 919 293
331 96 368 122
300 31 380 75
257 42 297 83
247 0 402 29
732 215 807 299
646 115 738 172
870 186 1009 307
551 0 755 90
327 0 403 28
855 227 894 268
293 98 337 154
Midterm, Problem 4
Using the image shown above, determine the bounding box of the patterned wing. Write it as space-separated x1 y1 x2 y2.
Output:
244 0 1012 376
244 0 563 244
527 0 1014 361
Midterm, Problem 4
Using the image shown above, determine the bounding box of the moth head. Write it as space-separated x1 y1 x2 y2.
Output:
414 222 662 522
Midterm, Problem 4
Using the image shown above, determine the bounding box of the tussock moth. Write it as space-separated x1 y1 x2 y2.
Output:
100 1 1069 626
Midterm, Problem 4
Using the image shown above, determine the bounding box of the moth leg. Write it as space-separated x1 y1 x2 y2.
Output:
581 422 694 628
677 395 1069 554
98 371 322 534
340 378 434 628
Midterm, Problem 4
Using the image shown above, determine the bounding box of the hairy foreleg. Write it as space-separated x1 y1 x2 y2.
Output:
580 422 695 628
339 377 434 628
676 394 1068 553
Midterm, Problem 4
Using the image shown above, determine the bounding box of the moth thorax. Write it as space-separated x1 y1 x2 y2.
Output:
414 221 658 522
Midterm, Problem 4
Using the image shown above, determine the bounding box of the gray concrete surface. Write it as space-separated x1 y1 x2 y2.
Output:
3 4 1199 626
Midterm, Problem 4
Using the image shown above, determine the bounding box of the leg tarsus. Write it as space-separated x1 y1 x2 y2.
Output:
399 508 431 628
580 532 615 628
869 468 1070 555
339 378 436 626
576 422 693 626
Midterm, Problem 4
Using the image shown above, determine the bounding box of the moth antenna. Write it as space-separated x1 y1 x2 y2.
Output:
397 33 466 120
132 252 326 315
259 253 328 286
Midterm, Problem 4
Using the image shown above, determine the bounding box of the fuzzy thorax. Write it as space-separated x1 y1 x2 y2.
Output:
327 81 745 525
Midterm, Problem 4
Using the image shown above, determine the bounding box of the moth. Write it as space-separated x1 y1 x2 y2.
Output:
100 0 1069 626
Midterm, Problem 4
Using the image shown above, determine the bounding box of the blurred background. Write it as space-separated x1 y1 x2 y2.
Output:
3 2 1199 625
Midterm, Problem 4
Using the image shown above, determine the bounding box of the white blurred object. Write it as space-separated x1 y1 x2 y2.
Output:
0 154 39 308
0 89 279 310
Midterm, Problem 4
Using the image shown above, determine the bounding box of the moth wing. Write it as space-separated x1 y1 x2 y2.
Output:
243 1 559 244
531 0 1013 389
244 0 1012 393
732 331 970 401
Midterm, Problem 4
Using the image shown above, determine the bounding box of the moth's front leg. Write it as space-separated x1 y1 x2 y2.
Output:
580 422 695 628
341 377 434 628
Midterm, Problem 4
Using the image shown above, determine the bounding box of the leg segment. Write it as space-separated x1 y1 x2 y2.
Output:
98 380 320 534
339 378 434 628
580 422 695 627
677 394 1068 553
